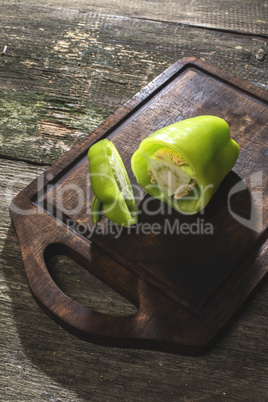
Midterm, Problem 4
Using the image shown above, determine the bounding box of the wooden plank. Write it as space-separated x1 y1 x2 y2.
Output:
2 0 268 36
1 162 268 400
0 6 267 164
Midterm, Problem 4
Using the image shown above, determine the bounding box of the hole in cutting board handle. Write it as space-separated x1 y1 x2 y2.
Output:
44 244 138 317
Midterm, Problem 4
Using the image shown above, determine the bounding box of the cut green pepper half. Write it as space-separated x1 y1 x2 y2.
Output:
88 139 138 226
131 115 240 214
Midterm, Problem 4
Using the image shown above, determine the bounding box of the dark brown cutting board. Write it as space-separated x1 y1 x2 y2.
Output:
10 58 268 355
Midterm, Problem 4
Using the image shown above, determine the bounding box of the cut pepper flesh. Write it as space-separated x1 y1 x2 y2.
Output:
88 139 137 226
147 147 197 199
131 116 240 214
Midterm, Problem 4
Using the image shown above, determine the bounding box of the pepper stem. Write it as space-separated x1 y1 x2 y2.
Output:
91 196 103 224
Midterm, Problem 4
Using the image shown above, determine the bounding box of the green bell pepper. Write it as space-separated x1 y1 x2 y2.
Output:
88 138 138 226
131 115 240 214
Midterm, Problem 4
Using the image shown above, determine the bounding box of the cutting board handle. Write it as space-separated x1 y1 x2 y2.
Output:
8 185 147 345
10 193 150 347
27 238 144 344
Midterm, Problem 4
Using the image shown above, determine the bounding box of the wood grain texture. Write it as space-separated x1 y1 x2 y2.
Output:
2 0 268 36
1 0 268 400
0 3 267 164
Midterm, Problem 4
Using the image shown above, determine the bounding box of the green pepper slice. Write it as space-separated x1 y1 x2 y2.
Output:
131 115 240 214
88 138 138 226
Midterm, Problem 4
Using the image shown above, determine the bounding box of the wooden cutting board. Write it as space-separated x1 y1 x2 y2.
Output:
10 58 268 355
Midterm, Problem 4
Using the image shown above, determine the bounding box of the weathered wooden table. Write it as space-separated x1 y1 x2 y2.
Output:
1 1 267 400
